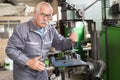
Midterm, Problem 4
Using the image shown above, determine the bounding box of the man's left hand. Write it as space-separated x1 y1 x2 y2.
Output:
69 32 78 42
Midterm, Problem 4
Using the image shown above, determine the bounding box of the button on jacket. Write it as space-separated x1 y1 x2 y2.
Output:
6 20 73 80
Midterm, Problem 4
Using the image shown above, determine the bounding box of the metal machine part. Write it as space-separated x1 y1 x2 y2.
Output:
50 53 87 67
50 53 105 80
58 0 101 19
80 60 105 80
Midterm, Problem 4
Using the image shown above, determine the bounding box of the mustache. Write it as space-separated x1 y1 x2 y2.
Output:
39 21 48 25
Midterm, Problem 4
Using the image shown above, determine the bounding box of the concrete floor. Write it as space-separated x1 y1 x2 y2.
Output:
0 67 83 80
0 69 13 80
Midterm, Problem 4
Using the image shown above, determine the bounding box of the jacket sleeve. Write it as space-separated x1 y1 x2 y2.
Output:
52 27 73 51
6 25 29 67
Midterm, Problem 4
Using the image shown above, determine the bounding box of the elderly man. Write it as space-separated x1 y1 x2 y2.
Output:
6 2 78 80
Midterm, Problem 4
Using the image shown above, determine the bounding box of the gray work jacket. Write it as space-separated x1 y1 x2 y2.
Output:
6 20 73 68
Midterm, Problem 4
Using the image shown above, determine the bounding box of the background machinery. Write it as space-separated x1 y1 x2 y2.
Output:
48 0 106 80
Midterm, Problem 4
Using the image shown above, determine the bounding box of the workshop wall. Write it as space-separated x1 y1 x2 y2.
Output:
0 38 8 67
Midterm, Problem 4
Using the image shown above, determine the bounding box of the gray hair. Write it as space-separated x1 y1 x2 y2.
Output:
35 2 53 13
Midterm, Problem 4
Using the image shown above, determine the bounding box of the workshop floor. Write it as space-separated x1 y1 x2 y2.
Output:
0 68 83 80
0 69 13 80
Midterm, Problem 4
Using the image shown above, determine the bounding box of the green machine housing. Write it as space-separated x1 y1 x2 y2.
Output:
100 25 120 80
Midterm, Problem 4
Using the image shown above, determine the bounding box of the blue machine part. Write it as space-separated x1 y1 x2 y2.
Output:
51 54 87 67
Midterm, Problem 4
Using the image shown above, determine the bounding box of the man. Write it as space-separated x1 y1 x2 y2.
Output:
6 2 78 80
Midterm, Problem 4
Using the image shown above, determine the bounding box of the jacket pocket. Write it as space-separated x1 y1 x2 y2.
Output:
44 41 52 49
24 42 40 56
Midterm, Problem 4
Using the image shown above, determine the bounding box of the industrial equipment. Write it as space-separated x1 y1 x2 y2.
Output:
100 23 120 80
49 0 105 80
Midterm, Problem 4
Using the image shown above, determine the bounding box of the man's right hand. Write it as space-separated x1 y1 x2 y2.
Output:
26 57 45 71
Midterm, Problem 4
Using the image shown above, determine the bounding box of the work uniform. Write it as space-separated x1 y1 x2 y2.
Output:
6 19 73 80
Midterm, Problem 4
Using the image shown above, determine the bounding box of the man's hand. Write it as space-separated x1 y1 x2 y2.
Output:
26 57 45 71
69 32 78 42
